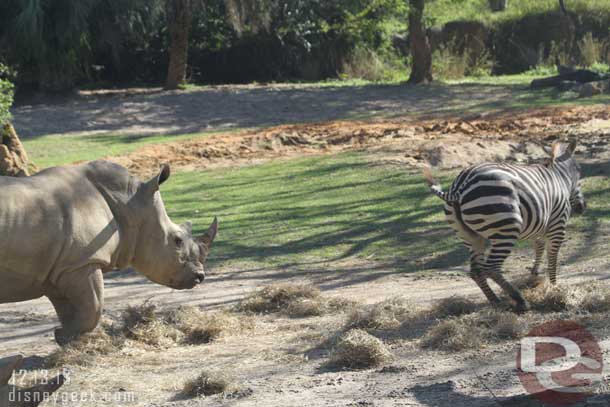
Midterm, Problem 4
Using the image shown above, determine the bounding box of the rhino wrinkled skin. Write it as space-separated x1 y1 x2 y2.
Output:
0 161 217 345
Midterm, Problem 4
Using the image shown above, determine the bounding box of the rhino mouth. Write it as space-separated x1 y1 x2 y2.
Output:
170 271 205 290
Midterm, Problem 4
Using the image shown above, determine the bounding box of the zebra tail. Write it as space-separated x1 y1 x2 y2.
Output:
422 166 458 204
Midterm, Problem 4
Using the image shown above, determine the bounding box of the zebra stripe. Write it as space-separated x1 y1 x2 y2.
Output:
425 142 585 311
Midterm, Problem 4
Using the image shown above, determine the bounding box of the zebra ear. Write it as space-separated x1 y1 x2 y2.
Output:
566 140 577 155
551 141 563 161
542 145 553 156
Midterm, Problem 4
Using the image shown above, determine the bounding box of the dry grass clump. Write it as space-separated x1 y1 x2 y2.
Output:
46 324 124 367
166 307 253 344
421 309 524 352
182 371 234 398
523 283 571 312
578 282 610 313
346 297 412 331
285 298 325 317
328 329 392 369
238 282 321 314
421 318 485 351
429 296 478 318
523 281 610 314
122 302 183 348
237 282 353 318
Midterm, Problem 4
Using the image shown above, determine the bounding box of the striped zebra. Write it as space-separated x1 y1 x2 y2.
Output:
424 141 586 312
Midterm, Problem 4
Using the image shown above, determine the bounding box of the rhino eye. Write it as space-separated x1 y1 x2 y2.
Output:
174 237 183 248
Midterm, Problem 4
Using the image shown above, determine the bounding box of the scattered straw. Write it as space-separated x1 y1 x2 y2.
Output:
329 329 392 369
166 307 253 344
46 324 124 367
122 303 183 348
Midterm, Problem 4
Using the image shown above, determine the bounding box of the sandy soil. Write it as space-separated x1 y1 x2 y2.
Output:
3 93 610 406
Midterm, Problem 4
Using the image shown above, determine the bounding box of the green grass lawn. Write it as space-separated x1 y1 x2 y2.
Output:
159 152 610 272
22 129 240 169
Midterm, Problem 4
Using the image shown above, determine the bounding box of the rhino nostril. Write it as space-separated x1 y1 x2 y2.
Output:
195 273 205 283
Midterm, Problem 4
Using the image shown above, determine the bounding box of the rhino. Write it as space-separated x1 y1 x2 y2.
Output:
0 354 65 407
0 161 217 345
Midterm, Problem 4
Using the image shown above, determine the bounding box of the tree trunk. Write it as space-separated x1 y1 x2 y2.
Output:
408 0 432 84
0 123 35 177
165 0 193 90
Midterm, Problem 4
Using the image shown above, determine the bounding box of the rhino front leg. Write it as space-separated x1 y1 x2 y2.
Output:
48 267 104 346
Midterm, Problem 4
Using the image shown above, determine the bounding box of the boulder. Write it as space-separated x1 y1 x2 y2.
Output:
579 80 608 98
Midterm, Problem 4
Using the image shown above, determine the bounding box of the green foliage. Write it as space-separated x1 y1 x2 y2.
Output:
0 65 14 125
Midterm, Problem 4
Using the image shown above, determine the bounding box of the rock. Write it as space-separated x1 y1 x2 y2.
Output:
0 123 34 177
579 81 605 98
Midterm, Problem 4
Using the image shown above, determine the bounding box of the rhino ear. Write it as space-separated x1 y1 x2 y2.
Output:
143 164 171 195
199 217 218 248
0 354 23 385
181 221 193 234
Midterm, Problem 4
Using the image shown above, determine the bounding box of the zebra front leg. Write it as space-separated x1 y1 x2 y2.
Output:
485 239 529 313
530 239 545 276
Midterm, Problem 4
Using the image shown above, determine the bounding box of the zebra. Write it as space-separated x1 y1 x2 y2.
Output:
423 141 586 312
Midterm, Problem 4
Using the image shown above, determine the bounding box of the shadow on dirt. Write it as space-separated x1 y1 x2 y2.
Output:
408 380 609 407
12 82 535 139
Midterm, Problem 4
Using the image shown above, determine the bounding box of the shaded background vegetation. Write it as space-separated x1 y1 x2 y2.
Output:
0 0 609 94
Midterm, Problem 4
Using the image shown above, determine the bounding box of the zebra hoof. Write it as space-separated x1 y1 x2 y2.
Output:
513 301 530 314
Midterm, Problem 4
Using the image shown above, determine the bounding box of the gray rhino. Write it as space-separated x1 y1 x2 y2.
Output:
0 354 65 407
0 161 218 345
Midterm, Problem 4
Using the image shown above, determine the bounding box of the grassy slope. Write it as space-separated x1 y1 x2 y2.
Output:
426 0 610 26
160 152 610 272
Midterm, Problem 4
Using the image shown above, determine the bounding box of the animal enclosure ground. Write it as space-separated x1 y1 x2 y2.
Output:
3 82 610 406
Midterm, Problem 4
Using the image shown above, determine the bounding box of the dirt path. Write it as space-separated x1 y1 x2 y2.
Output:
13 83 541 139
108 105 610 177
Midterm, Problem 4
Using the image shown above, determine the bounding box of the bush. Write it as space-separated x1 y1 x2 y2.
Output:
0 65 14 125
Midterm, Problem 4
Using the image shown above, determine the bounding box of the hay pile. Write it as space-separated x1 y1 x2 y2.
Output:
238 282 354 317
182 370 234 398
346 296 412 331
329 329 392 369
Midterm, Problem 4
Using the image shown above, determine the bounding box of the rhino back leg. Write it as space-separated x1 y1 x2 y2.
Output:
47 267 104 346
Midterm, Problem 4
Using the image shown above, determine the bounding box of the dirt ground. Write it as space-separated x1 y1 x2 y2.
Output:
3 92 610 406
107 105 610 177
12 83 552 139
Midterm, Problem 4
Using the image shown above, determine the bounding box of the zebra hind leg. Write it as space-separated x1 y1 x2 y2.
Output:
485 239 529 313
467 240 501 305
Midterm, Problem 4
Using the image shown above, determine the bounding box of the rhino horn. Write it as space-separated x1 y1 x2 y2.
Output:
199 217 218 248
0 354 23 386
